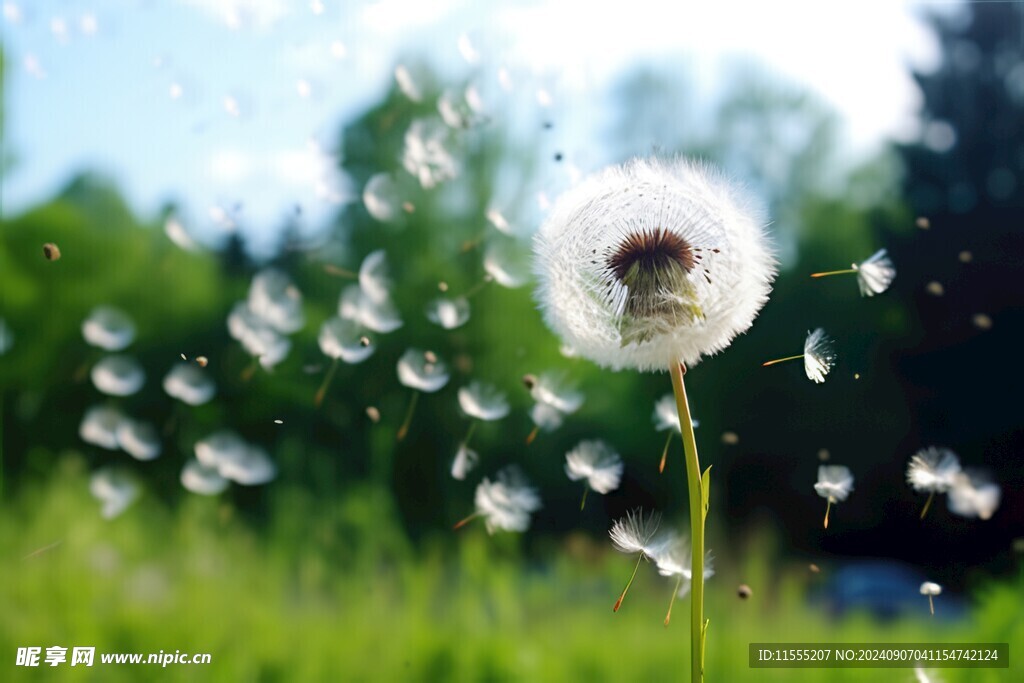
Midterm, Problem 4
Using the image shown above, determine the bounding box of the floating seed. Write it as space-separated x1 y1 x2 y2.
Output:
721 431 739 445
196 356 209 367
737 584 752 599
42 243 61 261
915 217 930 230
522 374 537 390
365 406 381 423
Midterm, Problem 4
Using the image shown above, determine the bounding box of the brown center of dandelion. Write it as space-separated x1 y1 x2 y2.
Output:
604 227 705 344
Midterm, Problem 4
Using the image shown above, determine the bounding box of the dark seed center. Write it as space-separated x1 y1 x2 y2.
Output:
606 228 695 283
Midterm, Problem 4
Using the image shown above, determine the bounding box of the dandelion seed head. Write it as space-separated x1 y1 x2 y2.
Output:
451 444 479 480
458 381 510 421
180 460 229 495
814 465 854 503
318 317 375 363
82 306 136 351
248 269 305 334
529 373 583 414
402 119 458 189
653 394 682 433
529 402 563 432
853 249 896 296
90 467 139 519
654 538 715 585
362 173 404 223
948 470 1001 520
534 157 775 371
115 419 162 461
397 348 449 393
920 581 942 596
425 296 471 329
803 328 836 383
338 285 403 333
564 440 623 494
79 405 126 450
218 445 276 486
394 64 422 101
358 250 393 304
473 466 541 533
609 508 663 556
90 355 145 397
907 447 962 493
162 362 216 405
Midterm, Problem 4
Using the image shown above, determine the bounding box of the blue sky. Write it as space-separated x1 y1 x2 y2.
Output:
2 0 946 254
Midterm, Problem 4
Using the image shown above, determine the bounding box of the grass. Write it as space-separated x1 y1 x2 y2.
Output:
1 454 1021 682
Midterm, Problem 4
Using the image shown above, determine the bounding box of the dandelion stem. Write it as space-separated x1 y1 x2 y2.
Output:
669 361 705 683
241 355 259 382
659 431 673 474
928 595 935 616
613 553 644 613
810 268 857 278
664 575 683 627
580 487 589 511
314 357 340 408
463 421 477 448
323 264 358 279
396 391 419 441
525 425 540 445
762 354 804 367
824 499 832 529
463 276 493 299
920 491 936 520
452 512 478 530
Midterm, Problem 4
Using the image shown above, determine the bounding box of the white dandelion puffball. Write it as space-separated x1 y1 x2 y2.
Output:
530 402 564 432
920 581 942 596
163 363 216 406
180 460 229 495
803 328 837 384
0 317 12 355
814 465 854 502
82 306 136 351
402 118 458 189
397 348 450 393
248 269 305 334
907 447 962 493
530 373 583 414
90 468 139 519
90 355 146 396
458 381 510 421
339 285 403 334
79 405 126 450
358 250 393 304
218 445 276 486
854 249 896 297
227 302 292 369
533 157 775 371
115 419 162 461
564 440 624 494
319 317 375 364
473 466 542 534
425 297 471 330
451 444 479 481
195 430 248 469
948 470 1001 520
609 508 664 556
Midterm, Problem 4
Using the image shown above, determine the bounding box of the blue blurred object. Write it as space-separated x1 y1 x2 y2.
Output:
815 561 968 621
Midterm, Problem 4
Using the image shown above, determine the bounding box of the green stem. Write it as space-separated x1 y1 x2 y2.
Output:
396 391 419 441
314 357 340 408
669 362 705 683
920 490 936 520
463 420 477 448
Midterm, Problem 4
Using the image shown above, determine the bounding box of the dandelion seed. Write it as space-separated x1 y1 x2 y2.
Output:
91 355 145 397
455 466 541 533
180 460 229 495
394 64 422 101
907 447 962 519
228 302 292 372
396 349 450 440
948 470 1001 520
82 307 136 351
808 564 820 573
218 445 276 485
721 431 739 445
402 118 458 188
525 373 582 444
652 394 699 473
162 363 216 406
438 88 483 129
438 281 449 292
565 440 623 509
366 406 381 423
358 250 393 304
958 250 972 263
248 269 304 334
196 356 208 367
317 317 375 405
486 208 513 234
609 509 665 612
42 242 61 260
115 419 162 461
920 581 942 616
451 444 479 480
926 281 944 296
762 328 836 384
274 419 283 425
457 32 479 64
79 405 126 450
425 297 471 329
811 249 895 297
90 468 139 519
458 382 510 422
814 465 854 529
164 216 197 250
338 285 403 334
972 313 992 330
737 584 752 599
653 537 715 625
915 217 930 230
180 353 187 361
363 173 404 223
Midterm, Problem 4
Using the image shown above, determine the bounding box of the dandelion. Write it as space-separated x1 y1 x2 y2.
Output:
363 173 404 223
316 317 375 406
195 431 276 486
402 118 458 189
451 380 509 477
454 466 541 533
162 363 216 406
247 269 305 334
906 447 962 519
338 285 403 333
534 158 774 679
654 537 715 626
79 405 126 450
115 418 162 461
90 467 139 519
396 349 450 440
358 250 393 304
451 444 479 480
227 302 292 374
564 440 623 510
90 355 146 396
425 296 471 330
180 460 229 495
919 581 942 615
653 394 698 473
762 328 836 384
82 306 135 351
609 508 666 612
525 372 583 444
814 465 854 529
948 470 1001 520
811 248 896 297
